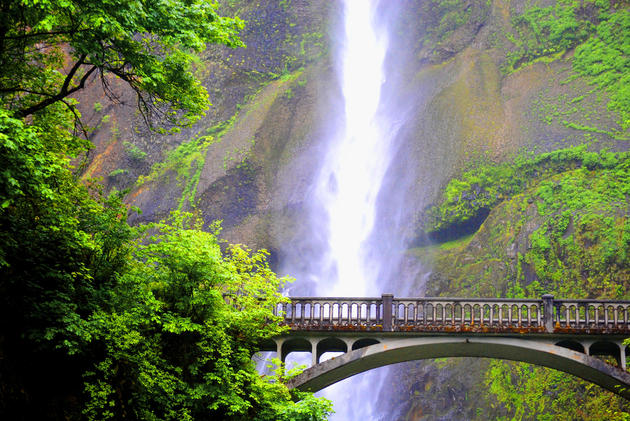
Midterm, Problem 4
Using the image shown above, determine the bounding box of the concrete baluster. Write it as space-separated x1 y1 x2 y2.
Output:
382 294 393 332
543 294 555 333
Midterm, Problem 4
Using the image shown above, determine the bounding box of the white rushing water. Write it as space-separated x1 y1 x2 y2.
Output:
312 1 393 419
315 0 390 298
272 1 415 418
262 0 427 417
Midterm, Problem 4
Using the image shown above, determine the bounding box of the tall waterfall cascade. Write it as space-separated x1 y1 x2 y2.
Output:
315 0 390 297
273 0 419 419
312 1 394 419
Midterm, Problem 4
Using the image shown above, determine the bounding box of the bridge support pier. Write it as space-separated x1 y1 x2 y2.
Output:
276 338 285 363
311 340 318 367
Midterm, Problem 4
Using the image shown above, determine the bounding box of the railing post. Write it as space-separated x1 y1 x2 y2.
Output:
542 294 554 333
382 294 393 332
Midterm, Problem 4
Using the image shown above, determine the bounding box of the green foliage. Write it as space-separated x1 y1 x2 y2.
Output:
77 213 332 420
0 0 244 128
573 9 630 130
484 360 630 421
137 113 238 211
518 160 630 297
425 147 630 419
561 120 619 137
0 108 331 418
506 1 596 72
420 0 490 45
0 105 135 417
108 168 128 177
123 141 147 161
426 146 627 236
426 0 472 41
0 106 132 334
0 1 331 418
502 2 629 129
299 32 325 60
426 146 629 298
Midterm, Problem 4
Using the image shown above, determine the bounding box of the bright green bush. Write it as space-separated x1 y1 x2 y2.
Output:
79 213 332 420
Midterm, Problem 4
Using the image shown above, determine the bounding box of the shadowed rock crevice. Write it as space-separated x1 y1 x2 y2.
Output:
423 208 491 245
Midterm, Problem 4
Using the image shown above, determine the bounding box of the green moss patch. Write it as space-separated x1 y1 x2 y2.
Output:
419 145 629 299
519 164 629 298
425 146 628 240
504 1 600 72
414 148 630 419
572 9 630 130
502 1 629 131
136 114 238 211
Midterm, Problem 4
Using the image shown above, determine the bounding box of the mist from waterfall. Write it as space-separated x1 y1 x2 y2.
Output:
277 0 422 419
314 0 389 298
312 1 395 419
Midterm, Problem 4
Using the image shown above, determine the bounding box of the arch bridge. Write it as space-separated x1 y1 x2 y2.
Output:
260 294 630 399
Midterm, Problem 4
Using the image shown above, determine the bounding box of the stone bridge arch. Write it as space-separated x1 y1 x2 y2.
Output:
263 294 630 399
285 337 630 399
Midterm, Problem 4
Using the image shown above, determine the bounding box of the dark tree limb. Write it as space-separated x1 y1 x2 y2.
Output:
59 98 89 140
15 60 97 118
1 27 85 41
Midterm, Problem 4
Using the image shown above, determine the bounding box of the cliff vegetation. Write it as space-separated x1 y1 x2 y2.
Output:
406 146 629 419
0 1 331 419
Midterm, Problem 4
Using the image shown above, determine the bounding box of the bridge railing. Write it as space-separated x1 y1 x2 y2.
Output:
275 297 385 328
392 296 544 331
552 299 630 332
273 295 630 333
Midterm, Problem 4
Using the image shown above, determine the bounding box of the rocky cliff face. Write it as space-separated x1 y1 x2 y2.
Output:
80 0 629 419
79 0 336 251
80 0 626 250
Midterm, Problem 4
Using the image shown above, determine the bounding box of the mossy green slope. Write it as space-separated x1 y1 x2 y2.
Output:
402 147 630 419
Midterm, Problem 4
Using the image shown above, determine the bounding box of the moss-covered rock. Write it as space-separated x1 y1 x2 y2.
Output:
421 147 628 242
397 148 630 420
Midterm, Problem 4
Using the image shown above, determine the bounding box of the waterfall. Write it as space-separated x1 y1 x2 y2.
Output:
313 1 394 419
277 0 418 419
314 0 390 298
